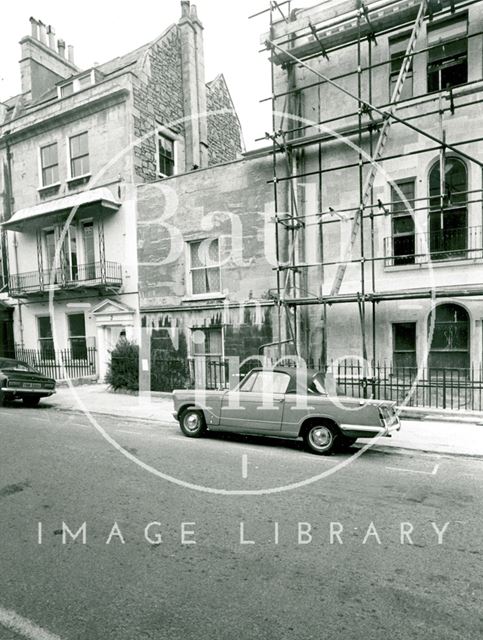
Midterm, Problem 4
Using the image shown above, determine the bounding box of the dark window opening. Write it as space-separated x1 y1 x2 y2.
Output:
428 304 470 370
389 33 414 100
157 133 175 177
391 179 415 265
68 313 87 359
427 16 468 92
429 157 467 260
393 322 417 369
40 143 59 187
38 316 54 358
69 132 89 178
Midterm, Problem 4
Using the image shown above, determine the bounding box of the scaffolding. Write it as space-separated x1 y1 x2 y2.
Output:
250 0 483 394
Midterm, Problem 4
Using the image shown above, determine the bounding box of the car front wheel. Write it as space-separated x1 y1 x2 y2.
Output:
179 408 206 438
304 423 338 455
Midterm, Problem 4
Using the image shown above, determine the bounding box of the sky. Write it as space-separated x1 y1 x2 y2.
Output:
0 0 315 150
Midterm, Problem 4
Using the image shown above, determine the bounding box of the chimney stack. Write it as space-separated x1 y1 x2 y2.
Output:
47 25 56 49
29 17 39 39
178 1 208 170
67 45 74 63
20 18 78 101
38 20 47 45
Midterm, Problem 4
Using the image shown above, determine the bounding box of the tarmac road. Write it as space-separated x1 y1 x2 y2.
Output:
0 403 482 639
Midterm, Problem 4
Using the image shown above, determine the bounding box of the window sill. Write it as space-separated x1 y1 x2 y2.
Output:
384 256 483 271
67 174 91 188
182 293 226 302
38 183 61 197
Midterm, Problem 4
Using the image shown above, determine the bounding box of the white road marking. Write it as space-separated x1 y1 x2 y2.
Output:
242 454 248 479
28 416 49 422
386 462 440 476
0 606 63 640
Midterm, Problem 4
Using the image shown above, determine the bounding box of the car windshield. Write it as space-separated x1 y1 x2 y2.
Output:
237 370 290 394
0 359 38 373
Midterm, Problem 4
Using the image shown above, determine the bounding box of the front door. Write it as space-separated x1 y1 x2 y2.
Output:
220 369 290 432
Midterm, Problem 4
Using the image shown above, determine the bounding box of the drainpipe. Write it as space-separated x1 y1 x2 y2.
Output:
3 132 24 347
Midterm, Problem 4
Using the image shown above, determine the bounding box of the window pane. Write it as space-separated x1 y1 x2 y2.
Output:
427 17 468 46
77 75 91 89
391 180 415 214
206 268 220 292
158 133 175 176
251 371 290 394
208 239 219 264
393 323 416 368
206 329 222 355
192 269 206 295
61 83 73 97
394 323 416 351
393 215 414 235
38 316 52 339
70 133 88 161
190 242 203 268
68 313 86 338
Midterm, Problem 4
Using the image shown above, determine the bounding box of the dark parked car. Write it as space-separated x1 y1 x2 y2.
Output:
0 358 56 407
173 367 400 455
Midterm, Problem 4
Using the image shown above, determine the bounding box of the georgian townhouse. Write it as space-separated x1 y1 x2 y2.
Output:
264 0 483 375
0 2 242 380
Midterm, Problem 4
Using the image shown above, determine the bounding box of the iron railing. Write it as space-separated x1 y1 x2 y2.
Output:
383 225 482 266
8 261 122 297
14 346 97 380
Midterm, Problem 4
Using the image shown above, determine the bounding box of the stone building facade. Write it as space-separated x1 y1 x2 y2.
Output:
136 150 286 383
266 0 483 371
0 1 242 378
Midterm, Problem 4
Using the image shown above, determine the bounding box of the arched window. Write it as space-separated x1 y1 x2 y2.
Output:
428 157 468 260
428 303 470 370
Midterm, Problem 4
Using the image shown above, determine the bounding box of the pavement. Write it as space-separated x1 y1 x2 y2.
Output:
43 383 483 458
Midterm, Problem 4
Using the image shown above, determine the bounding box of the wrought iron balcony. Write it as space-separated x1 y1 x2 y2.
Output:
8 261 122 297
383 226 483 267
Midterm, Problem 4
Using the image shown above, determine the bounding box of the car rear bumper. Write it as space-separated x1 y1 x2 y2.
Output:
340 416 401 439
1 386 55 397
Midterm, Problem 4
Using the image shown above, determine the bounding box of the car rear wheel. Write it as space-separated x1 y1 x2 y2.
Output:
0 390 5 407
304 423 338 455
23 396 41 408
179 408 206 438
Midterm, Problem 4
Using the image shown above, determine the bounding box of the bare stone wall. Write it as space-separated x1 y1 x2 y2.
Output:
206 75 243 165
132 27 185 182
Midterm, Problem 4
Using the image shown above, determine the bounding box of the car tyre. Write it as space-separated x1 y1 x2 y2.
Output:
0 389 5 407
23 396 41 408
304 422 338 455
179 408 206 438
337 436 357 450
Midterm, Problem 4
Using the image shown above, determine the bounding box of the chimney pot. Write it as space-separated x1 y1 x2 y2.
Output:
58 39 66 57
29 17 39 39
190 4 198 19
47 25 56 49
181 1 190 18
67 44 74 63
38 20 48 45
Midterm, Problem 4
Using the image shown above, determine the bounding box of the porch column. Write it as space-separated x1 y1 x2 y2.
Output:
98 217 106 284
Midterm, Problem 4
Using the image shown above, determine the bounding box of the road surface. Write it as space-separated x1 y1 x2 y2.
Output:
0 403 482 639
